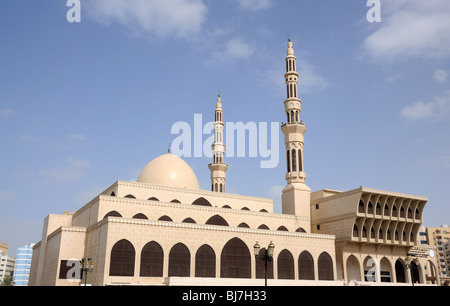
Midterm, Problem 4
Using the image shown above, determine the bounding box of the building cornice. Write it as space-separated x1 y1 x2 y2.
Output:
312 187 428 204
98 195 311 223
101 217 335 241
115 180 273 204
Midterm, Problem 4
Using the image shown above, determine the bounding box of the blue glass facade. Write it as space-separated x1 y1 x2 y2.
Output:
13 244 34 286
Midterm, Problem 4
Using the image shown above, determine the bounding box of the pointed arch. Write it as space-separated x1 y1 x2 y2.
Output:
278 249 295 280
103 211 122 219
140 241 163 277
220 238 251 279
109 239 135 277
318 252 334 281
298 251 315 280
206 215 229 226
195 245 216 278
192 197 212 207
169 243 190 277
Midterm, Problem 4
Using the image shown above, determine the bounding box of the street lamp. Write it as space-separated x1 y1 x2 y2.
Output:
254 241 275 287
405 254 419 286
80 258 94 286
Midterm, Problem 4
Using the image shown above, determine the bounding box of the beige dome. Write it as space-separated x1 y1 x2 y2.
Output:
137 154 200 190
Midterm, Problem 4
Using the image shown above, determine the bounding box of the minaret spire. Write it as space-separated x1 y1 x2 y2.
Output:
281 38 311 218
208 94 228 193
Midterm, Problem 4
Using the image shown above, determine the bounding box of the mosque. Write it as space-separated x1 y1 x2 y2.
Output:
28 40 439 286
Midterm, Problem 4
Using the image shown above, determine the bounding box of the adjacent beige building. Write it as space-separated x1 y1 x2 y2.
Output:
28 39 438 286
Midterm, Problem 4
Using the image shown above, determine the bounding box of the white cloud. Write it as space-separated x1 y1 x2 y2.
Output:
0 108 14 117
40 157 92 182
433 69 448 83
236 0 274 11
211 37 255 62
68 133 88 142
86 0 208 39
0 191 16 202
362 0 450 61
401 91 450 120
400 101 435 120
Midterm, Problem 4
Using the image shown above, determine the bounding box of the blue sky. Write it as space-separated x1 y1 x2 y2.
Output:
1 0 450 254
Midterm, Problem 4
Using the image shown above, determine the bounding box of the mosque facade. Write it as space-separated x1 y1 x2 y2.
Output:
28 40 439 286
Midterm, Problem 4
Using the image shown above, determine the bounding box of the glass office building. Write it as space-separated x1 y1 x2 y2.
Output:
13 244 34 286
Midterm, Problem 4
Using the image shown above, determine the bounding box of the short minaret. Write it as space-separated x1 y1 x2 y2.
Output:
281 38 311 218
209 93 228 193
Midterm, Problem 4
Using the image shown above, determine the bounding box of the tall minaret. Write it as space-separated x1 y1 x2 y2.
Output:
281 38 311 218
209 93 228 193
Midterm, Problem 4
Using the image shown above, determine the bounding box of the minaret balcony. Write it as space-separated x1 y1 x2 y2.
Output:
281 122 307 135
208 163 229 171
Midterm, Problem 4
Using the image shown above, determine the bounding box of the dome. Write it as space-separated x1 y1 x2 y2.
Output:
137 154 200 190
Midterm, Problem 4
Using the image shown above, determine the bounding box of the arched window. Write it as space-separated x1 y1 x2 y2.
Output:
238 223 250 228
395 260 406 283
170 199 181 203
387 229 391 240
298 251 314 280
298 149 303 172
220 184 223 193
277 226 289 232
368 202 373 214
362 226 367 238
296 227 306 233
318 252 334 281
195 245 216 278
111 191 116 197
222 205 232 209
358 200 365 213
140 241 163 277
158 215 173 222
215 183 218 192
292 149 297 172
206 215 229 226
192 197 212 207
353 224 358 238
400 206 405 218
241 207 250 211
132 213 148 220
287 150 291 172
256 248 273 280
258 224 270 230
384 204 389 216
371 227 375 239
415 208 420 219
169 243 190 277
392 205 397 217
379 228 383 240
408 208 413 219
103 211 122 219
109 239 135 277
278 250 295 280
395 229 399 241
376 203 381 215
182 218 196 224
125 194 136 199
220 238 251 279
148 197 159 201
260 209 269 213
